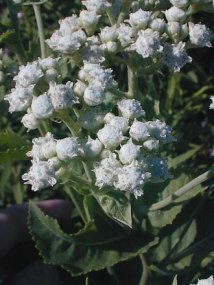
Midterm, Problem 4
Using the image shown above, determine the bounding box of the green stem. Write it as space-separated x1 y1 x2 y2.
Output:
107 266 120 285
57 111 79 137
139 255 150 285
149 168 214 211
82 161 93 183
33 4 46 58
64 185 87 224
127 65 138 99
106 7 116 26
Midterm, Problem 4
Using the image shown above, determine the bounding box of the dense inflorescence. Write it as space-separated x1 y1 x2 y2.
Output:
5 0 213 197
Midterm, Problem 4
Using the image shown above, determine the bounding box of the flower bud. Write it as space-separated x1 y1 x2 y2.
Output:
48 81 77 111
56 137 78 161
83 85 105 106
39 57 59 71
143 139 159 151
97 124 126 150
164 7 187 23
21 112 40 130
117 139 141 165
108 116 129 134
149 18 166 34
78 106 106 131
74 80 87 97
100 26 118 43
189 22 213 47
117 99 145 119
31 94 54 119
167 22 188 43
169 0 190 8
79 10 99 36
82 136 103 158
129 120 150 142
128 9 152 30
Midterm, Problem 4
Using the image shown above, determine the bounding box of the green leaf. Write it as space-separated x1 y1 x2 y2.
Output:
172 275 178 285
150 220 196 270
168 145 202 169
97 191 132 228
0 130 30 164
147 170 207 227
28 202 158 276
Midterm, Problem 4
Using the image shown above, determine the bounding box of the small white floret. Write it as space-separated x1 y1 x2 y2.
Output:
189 22 213 47
134 29 163 58
31 94 54 119
22 159 57 191
128 9 152 30
21 112 40 130
82 136 103 158
117 99 145 119
162 42 192 72
83 85 105 106
5 86 33 113
82 0 111 14
164 7 187 23
117 139 141 165
56 137 78 161
97 124 126 150
129 120 150 142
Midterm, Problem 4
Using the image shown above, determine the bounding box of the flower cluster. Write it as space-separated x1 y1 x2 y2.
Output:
5 0 213 197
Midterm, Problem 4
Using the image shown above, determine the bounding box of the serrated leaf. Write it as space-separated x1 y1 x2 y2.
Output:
97 191 132 228
28 202 158 276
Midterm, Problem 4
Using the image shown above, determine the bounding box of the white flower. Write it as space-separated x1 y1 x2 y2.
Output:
100 25 118 43
31 94 54 119
38 57 59 71
128 9 152 30
14 61 43 87
209 96 214 109
145 155 171 183
82 36 105 63
117 99 145 119
146 119 176 143
82 0 111 14
164 7 187 23
117 24 135 48
129 120 150 142
162 42 192 72
93 154 121 188
167 22 189 43
117 139 141 165
56 137 78 161
79 10 99 34
193 276 214 285
107 115 129 134
189 22 213 47
27 133 57 160
48 81 77 111
21 112 40 130
22 159 57 191
83 85 105 106
134 29 163 58
169 0 190 8
143 139 159 151
5 86 33 113
80 62 114 88
74 80 87 97
78 106 106 131
97 124 126 150
58 15 81 34
81 136 103 158
46 30 87 54
114 164 150 197
149 18 166 34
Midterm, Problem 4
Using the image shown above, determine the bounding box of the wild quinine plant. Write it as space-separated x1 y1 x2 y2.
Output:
3 0 214 284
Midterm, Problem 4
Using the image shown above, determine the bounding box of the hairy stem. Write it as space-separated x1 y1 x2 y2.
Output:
139 255 150 285
149 168 214 211
33 4 46 58
127 65 138 98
